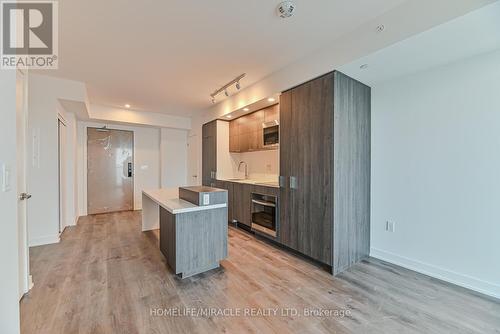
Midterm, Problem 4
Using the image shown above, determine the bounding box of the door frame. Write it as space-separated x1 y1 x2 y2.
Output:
16 69 31 297
83 125 135 215
57 116 67 233
187 133 199 186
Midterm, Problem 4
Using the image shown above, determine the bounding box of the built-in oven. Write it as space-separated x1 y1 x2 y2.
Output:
262 120 279 148
251 193 278 238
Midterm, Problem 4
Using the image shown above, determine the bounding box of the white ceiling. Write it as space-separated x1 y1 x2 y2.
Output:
38 0 407 115
339 1 500 85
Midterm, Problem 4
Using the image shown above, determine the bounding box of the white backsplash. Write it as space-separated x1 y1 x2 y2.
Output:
230 150 279 181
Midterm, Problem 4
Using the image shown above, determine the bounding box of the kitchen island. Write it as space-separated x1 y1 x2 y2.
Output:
142 187 228 278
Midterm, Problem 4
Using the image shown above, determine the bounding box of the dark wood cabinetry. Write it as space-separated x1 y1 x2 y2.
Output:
202 120 217 187
231 183 253 228
215 180 233 222
229 104 279 153
279 71 371 274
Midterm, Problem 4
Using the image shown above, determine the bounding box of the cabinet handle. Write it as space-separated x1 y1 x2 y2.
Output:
279 176 286 188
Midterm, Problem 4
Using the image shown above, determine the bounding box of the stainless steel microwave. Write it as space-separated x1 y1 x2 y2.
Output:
262 120 279 147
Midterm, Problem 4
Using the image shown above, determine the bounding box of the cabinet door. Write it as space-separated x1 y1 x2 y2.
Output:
278 89 296 249
229 120 240 152
232 183 252 227
291 73 334 265
229 135 240 153
202 121 217 186
247 130 263 151
264 104 279 122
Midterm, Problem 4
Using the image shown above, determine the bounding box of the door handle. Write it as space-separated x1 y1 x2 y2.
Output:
19 193 32 200
128 163 133 177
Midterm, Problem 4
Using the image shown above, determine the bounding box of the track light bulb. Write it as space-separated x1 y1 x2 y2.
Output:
211 97 216 104
236 82 241 90
225 90 229 97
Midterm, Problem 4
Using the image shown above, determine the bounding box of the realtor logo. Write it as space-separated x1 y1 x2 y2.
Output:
1 0 58 69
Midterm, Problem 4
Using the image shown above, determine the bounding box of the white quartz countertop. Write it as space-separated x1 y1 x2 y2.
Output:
217 178 279 188
142 189 227 214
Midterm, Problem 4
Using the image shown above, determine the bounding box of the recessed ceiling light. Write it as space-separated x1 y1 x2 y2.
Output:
360 64 369 70
243 108 250 112
268 98 276 102
226 115 232 119
124 104 131 108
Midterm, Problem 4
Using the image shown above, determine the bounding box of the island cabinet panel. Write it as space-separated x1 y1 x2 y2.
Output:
159 208 177 272
175 208 228 277
202 120 217 187
159 206 228 279
278 71 371 274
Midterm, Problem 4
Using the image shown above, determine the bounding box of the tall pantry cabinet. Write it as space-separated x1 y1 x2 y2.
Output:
279 71 371 275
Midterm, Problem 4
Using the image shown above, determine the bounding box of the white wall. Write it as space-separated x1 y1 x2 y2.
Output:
77 122 161 215
215 121 233 180
27 74 87 246
160 128 188 187
89 104 191 130
371 49 500 298
0 70 20 333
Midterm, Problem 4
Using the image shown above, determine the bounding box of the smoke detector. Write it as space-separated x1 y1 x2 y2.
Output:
277 1 296 18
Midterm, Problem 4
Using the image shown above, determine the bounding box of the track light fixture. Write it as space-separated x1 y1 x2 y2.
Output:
210 73 246 103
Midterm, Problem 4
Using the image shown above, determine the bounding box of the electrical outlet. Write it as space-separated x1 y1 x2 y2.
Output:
385 221 395 233
203 194 210 205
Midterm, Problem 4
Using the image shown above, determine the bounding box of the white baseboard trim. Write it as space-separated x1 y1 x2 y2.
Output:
142 224 159 232
29 234 60 247
370 247 500 300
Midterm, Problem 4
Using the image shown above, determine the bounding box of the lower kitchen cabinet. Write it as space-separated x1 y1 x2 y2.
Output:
231 183 252 228
215 180 233 222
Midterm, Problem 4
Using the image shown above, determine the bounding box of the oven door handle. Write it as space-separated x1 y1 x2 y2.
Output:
252 199 276 208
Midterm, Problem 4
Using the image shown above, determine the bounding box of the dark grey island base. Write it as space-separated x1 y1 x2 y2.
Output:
145 186 228 279
160 206 228 278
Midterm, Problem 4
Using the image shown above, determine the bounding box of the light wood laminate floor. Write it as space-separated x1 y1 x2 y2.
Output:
21 211 500 334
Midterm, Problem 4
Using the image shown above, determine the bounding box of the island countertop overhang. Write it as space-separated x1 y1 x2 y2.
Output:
142 188 227 215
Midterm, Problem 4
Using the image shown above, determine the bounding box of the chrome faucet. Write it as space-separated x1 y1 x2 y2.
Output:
238 161 249 179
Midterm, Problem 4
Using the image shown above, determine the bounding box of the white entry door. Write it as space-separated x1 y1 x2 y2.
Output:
87 128 134 214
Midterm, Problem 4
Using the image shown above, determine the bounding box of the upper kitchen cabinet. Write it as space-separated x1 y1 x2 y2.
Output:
229 104 279 153
279 71 371 275
202 120 217 187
